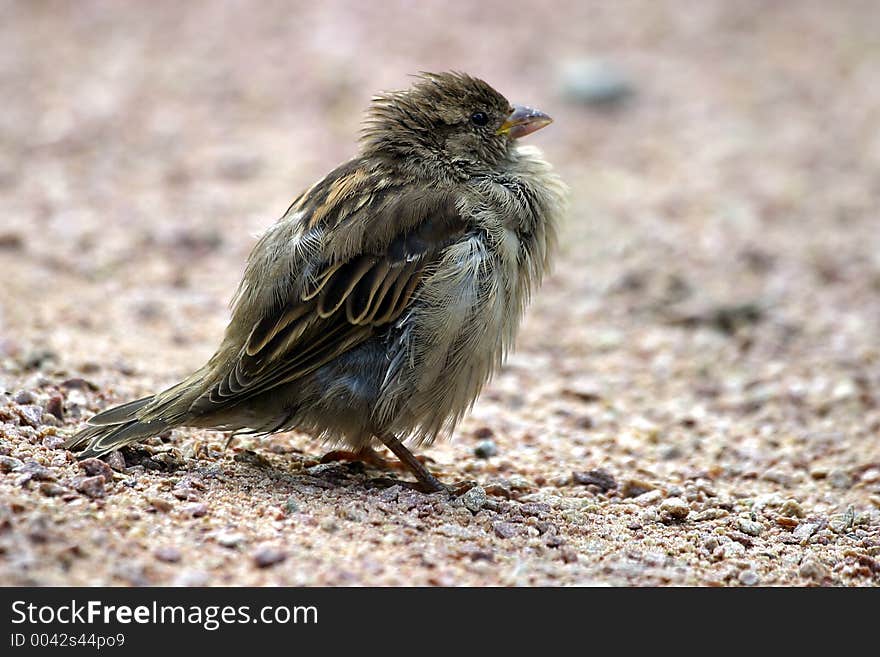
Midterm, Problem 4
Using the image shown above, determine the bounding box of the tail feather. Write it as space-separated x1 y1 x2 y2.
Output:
65 390 174 458
65 368 212 458
86 395 154 426
64 418 170 458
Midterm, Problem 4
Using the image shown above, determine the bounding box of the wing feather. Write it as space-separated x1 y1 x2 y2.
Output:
189 159 467 418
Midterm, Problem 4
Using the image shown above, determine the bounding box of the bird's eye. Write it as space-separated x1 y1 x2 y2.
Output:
470 111 489 127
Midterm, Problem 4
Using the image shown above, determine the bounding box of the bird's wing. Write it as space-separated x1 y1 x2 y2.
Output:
187 160 467 416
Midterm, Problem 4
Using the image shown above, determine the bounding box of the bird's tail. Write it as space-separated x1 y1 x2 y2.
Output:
64 413 170 459
64 373 206 458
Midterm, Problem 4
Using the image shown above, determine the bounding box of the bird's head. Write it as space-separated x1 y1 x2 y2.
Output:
361 72 552 175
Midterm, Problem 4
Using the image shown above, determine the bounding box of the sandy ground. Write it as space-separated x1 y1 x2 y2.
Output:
1 1 879 586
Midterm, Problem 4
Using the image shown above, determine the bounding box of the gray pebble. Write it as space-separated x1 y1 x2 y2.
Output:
42 434 66 449
659 445 683 460
17 460 56 481
154 546 182 563
460 485 487 513
493 521 522 539
574 469 618 492
715 541 746 560
253 547 287 568
558 58 633 107
0 455 24 473
827 469 852 490
738 570 760 586
13 390 35 404
793 522 818 543
635 489 663 506
737 518 764 537
283 496 300 514
17 404 43 428
474 439 498 459
173 570 210 586
798 558 830 581
185 503 208 518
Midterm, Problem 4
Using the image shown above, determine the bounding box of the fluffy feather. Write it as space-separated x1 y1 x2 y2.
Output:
65 72 567 489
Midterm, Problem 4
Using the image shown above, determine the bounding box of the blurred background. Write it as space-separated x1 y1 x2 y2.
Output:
2 0 879 367
1 0 879 586
2 0 880 440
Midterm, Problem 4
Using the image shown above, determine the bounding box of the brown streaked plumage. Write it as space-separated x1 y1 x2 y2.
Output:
65 72 568 492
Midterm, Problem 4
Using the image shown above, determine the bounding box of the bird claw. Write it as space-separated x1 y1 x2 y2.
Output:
443 480 479 496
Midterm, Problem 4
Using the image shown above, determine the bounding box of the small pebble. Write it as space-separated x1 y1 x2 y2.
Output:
147 496 173 512
827 469 852 490
761 469 792 486
780 499 805 518
172 486 194 501
41 434 66 449
729 531 754 547
658 445 682 460
154 546 182 563
634 489 663 506
0 455 24 473
793 522 818 544
558 58 634 107
621 478 653 498
799 558 830 581
45 394 65 420
715 541 746 560
80 457 114 481
173 570 210 586
283 496 300 514
562 378 603 402
572 469 617 492
185 503 208 518
737 518 764 537
738 570 760 586
61 377 99 391
253 547 287 568
519 503 551 518
560 547 579 564
493 522 521 539
660 497 690 521
694 509 727 521
39 482 67 497
216 532 245 548
17 405 43 427
13 390 35 404
460 486 487 513
75 475 105 498
18 460 56 481
474 439 497 459
473 426 494 440
106 451 127 471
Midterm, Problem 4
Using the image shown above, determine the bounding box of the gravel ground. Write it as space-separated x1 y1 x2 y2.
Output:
1 1 879 586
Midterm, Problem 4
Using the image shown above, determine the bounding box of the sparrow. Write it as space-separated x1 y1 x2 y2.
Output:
65 72 568 492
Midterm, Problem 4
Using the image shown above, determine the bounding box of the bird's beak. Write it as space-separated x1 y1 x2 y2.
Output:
497 105 553 139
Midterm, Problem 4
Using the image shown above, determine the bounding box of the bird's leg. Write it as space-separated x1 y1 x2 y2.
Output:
376 433 445 493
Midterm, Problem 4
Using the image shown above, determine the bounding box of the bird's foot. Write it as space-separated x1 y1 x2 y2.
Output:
443 479 479 496
321 446 433 470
